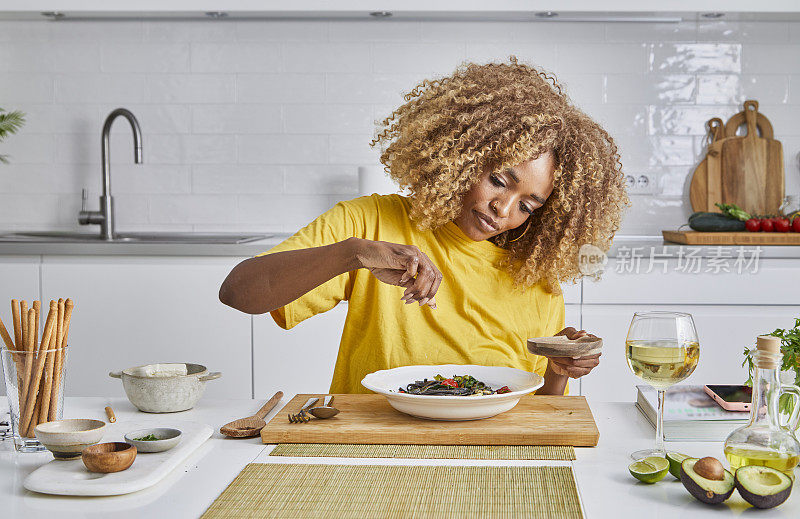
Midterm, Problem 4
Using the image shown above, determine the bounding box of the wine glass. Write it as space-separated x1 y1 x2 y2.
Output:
626 311 699 460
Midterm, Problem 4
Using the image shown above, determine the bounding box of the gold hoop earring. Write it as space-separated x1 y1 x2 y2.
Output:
508 219 532 243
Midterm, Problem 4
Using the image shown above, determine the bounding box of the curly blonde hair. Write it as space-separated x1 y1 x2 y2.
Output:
369 56 630 292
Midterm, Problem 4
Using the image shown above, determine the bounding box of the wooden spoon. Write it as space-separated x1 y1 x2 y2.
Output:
307 395 340 419
220 391 283 438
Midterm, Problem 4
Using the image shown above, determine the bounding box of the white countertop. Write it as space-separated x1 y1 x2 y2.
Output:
1 396 798 518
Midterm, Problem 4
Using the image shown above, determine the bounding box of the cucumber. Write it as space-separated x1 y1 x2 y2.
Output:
688 212 746 232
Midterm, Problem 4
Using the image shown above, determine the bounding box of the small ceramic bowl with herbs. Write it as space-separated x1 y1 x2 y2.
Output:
124 427 182 453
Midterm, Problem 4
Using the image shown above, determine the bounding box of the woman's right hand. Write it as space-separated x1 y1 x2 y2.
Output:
350 238 442 308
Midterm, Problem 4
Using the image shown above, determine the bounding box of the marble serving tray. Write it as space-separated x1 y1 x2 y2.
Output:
24 420 212 496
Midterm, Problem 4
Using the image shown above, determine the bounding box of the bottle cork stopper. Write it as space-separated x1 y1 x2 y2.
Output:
757 335 780 354
756 335 781 369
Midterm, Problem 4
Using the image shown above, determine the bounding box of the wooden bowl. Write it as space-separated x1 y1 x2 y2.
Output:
527 335 603 358
81 442 137 473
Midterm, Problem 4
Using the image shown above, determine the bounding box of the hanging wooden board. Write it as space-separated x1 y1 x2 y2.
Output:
720 100 784 215
663 230 800 245
261 394 599 447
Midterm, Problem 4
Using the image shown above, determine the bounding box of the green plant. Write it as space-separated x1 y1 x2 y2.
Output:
0 108 26 164
742 317 800 416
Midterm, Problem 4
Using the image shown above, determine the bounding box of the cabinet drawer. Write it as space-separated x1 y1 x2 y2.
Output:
584 258 797 305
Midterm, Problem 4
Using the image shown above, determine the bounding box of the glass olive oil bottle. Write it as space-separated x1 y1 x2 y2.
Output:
723 336 800 478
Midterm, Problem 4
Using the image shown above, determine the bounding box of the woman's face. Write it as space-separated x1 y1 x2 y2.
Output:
454 152 556 241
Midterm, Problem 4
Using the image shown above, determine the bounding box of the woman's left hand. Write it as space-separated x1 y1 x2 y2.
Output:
546 327 602 379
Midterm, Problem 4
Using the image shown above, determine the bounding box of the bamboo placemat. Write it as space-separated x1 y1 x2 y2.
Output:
202 464 582 519
269 443 576 460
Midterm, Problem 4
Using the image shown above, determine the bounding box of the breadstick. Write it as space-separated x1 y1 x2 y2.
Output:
19 302 56 436
9 300 24 394
37 329 57 427
29 386 42 436
56 299 64 354
19 309 37 419
33 300 40 347
49 299 73 421
20 300 28 348
8 301 23 395
11 299 21 348
0 316 13 350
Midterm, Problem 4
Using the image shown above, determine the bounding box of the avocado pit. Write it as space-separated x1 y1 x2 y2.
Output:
694 457 725 481
680 458 735 504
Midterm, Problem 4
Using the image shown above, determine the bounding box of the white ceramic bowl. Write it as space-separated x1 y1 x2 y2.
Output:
361 364 544 421
34 419 106 459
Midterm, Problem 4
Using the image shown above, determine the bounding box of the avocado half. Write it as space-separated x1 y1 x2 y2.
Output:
680 458 735 504
735 466 793 509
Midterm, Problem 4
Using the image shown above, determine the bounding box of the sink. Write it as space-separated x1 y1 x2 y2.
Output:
0 232 274 244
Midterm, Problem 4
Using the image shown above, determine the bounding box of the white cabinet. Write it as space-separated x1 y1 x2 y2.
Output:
580 304 800 402
584 258 796 305
561 282 581 305
40 256 252 399
0 256 40 304
253 303 346 399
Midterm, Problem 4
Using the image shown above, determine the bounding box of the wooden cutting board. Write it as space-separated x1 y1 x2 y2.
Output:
663 230 800 245
261 394 599 447
720 100 784 215
690 118 725 212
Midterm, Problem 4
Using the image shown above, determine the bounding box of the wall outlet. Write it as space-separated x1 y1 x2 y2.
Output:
625 174 657 195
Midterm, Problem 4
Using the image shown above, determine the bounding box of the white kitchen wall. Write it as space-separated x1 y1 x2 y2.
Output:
1 18 800 235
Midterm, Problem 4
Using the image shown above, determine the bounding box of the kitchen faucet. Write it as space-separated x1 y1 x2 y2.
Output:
79 108 142 240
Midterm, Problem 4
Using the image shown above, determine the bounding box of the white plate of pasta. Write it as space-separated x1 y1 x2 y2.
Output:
361 364 544 421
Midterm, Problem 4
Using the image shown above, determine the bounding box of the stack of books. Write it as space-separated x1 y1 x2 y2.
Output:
636 385 749 441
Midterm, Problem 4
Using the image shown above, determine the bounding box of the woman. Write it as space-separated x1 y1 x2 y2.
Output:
220 57 629 395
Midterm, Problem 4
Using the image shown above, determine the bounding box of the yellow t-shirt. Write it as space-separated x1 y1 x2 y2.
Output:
259 194 566 394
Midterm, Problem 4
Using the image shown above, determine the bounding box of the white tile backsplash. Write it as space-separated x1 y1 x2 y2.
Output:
0 73 53 103
190 43 281 73
2 19 800 236
192 164 283 195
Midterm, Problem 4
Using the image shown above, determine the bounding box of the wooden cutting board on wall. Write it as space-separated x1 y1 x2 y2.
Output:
720 100 784 215
261 394 600 446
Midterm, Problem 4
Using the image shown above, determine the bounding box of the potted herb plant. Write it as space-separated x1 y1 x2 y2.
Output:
0 108 26 164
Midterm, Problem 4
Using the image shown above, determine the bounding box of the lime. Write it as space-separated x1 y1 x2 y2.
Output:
629 456 670 483
666 452 691 479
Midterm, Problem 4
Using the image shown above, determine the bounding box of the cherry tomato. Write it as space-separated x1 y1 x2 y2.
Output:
775 218 791 232
761 218 774 232
441 379 458 388
792 218 800 233
745 218 761 232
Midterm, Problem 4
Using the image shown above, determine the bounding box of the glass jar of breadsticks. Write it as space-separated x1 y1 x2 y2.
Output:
0 299 73 452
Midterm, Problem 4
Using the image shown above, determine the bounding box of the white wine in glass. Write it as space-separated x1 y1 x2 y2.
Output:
626 312 699 460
